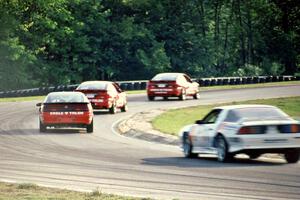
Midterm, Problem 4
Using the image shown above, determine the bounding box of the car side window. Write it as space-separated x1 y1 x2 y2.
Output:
202 109 222 124
113 83 123 93
184 75 192 83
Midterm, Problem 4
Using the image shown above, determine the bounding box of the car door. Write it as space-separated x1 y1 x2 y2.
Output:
192 109 223 148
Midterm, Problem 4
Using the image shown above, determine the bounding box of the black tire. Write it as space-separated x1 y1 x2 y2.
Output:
148 96 155 101
284 150 300 163
39 120 46 133
216 135 232 162
179 89 186 101
183 133 198 158
193 92 200 99
109 102 117 114
248 153 261 159
86 120 93 133
121 103 128 112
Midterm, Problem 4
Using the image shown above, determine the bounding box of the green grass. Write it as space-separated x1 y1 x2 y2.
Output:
0 96 45 103
0 182 151 200
152 96 300 136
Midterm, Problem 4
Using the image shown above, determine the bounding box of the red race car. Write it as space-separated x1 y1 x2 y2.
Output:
37 91 94 133
75 81 127 114
147 73 200 101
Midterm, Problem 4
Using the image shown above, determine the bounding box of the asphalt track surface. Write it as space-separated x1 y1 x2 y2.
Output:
1 85 300 200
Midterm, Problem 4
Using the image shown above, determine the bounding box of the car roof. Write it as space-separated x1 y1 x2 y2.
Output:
215 104 277 110
155 73 185 76
47 91 85 96
79 81 113 85
45 91 89 102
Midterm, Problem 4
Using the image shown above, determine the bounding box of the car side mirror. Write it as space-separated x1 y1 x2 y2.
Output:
36 102 42 107
195 120 204 124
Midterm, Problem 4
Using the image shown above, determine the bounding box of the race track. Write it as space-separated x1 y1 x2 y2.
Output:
0 85 300 200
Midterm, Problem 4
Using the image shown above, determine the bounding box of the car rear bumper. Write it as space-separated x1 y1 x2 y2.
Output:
147 88 182 97
41 112 92 125
227 135 300 153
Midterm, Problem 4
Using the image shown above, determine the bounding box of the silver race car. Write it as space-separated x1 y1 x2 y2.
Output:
179 105 300 163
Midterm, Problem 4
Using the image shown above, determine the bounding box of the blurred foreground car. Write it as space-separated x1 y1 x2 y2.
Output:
179 105 300 163
37 92 94 133
147 73 199 101
75 81 127 114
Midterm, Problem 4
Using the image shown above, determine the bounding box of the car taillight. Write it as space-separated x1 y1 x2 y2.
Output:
278 124 300 133
237 126 266 135
147 82 155 89
73 104 89 111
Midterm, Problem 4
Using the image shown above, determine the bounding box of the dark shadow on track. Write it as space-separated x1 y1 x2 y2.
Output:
0 128 86 135
93 110 111 115
141 156 285 168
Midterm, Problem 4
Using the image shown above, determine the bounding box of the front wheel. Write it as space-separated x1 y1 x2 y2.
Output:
109 102 117 114
121 103 128 112
86 120 93 133
183 133 198 158
216 135 232 162
193 92 200 99
284 150 300 163
179 89 186 101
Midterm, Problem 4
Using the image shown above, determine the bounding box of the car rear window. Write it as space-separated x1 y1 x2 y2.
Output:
152 73 179 81
224 107 289 122
77 82 107 90
45 93 86 103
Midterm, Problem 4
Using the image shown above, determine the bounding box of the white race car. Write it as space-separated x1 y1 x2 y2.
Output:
179 105 300 163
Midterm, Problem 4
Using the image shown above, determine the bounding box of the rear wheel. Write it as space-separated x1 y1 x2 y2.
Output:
148 96 155 101
179 89 186 101
109 102 117 114
183 133 198 158
86 120 93 133
284 150 300 163
39 120 46 133
216 135 232 162
121 103 128 112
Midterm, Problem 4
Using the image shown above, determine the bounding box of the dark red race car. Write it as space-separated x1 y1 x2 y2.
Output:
37 91 94 133
147 73 200 101
75 81 127 114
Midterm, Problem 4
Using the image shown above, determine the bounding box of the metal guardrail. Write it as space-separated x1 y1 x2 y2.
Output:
0 75 299 98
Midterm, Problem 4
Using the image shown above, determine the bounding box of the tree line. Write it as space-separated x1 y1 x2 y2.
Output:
0 0 299 90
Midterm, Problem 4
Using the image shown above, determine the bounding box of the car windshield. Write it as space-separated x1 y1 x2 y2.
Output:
152 73 179 81
45 93 86 103
225 107 289 122
77 82 107 90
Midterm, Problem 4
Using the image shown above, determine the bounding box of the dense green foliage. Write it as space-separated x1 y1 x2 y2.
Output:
0 0 299 90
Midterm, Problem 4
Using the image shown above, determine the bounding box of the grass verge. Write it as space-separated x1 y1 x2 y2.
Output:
0 182 151 200
0 96 45 103
199 80 300 91
152 96 300 136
